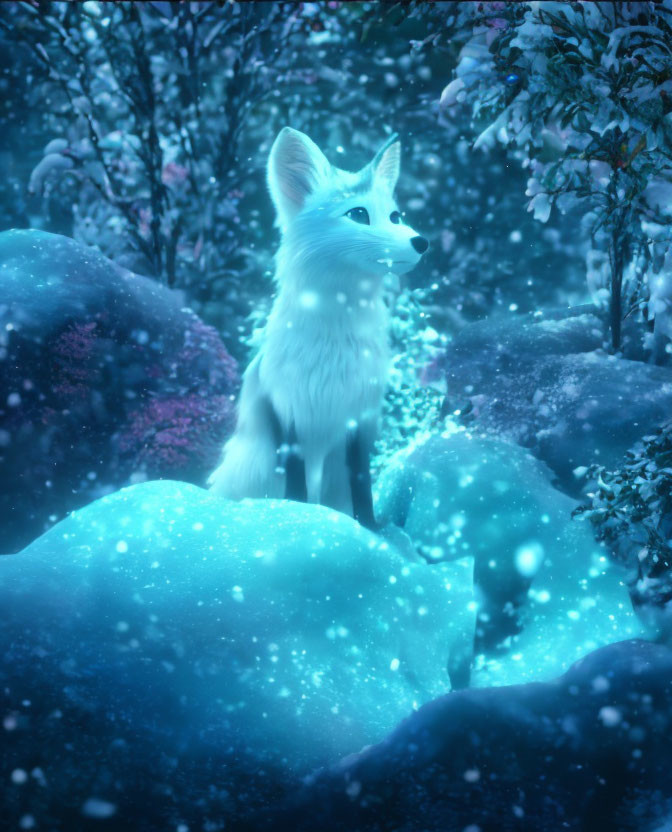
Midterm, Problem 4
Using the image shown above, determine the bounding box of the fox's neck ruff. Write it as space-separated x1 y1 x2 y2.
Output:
273 240 388 327
272 273 388 342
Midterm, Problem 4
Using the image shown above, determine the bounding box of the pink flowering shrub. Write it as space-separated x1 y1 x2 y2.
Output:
118 393 235 477
50 321 101 399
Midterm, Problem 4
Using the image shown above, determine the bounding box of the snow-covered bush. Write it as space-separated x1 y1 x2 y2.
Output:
438 1 672 352
576 420 672 634
1 1 301 342
375 281 447 473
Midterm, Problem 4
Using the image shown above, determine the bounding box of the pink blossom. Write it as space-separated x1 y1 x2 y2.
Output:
118 393 235 474
51 321 100 399
161 162 189 188
138 207 152 239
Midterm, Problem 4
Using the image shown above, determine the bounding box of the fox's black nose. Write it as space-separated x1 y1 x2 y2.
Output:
411 236 429 254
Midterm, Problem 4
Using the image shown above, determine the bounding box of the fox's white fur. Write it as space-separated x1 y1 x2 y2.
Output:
208 127 426 515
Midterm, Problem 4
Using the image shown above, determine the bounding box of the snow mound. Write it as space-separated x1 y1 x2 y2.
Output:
0 480 454 809
442 308 672 489
375 430 645 687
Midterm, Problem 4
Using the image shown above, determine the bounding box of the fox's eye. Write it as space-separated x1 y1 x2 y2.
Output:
344 207 370 225
390 211 402 225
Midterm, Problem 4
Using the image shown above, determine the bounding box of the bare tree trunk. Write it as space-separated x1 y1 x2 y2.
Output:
609 232 623 352
607 206 629 353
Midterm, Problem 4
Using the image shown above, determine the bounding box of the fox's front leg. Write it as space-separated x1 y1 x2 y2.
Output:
264 399 307 502
346 424 377 531
284 440 323 505
272 417 325 505
304 451 328 505
283 424 308 502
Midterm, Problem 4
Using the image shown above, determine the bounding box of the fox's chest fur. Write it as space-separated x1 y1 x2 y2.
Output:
207 286 390 512
260 292 389 450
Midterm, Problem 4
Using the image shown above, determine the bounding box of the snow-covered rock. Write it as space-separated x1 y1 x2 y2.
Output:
269 639 672 832
375 430 645 687
0 480 455 828
441 307 672 490
0 229 238 553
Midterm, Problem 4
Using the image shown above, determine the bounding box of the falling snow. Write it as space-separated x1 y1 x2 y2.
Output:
2 2 672 830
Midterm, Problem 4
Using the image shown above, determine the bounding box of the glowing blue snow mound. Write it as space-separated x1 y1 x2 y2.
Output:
375 429 647 687
2 480 455 774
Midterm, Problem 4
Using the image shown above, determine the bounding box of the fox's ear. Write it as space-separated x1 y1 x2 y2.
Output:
372 134 401 194
268 127 331 226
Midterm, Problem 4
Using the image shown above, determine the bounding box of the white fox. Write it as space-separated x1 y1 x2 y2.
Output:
208 127 428 527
